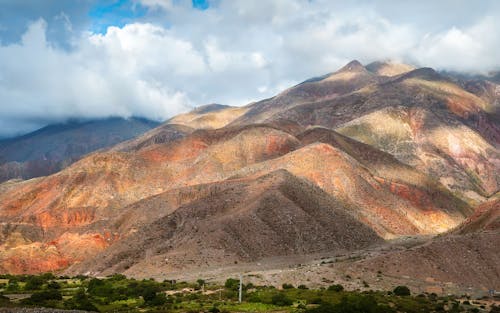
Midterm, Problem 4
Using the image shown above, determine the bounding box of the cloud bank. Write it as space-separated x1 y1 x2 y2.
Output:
1 0 499 136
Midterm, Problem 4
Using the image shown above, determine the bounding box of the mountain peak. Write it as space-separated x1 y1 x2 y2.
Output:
366 60 415 77
337 60 366 73
397 67 442 81
191 103 231 114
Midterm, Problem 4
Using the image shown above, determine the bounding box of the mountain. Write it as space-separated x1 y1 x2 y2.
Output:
65 170 382 277
0 122 470 274
231 63 499 203
0 60 498 289
0 117 160 183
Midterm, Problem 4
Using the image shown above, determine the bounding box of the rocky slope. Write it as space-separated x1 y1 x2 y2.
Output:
66 170 382 277
167 103 248 129
356 200 500 289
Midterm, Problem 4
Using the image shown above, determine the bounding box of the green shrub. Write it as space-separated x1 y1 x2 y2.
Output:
145 293 167 306
225 278 239 290
306 302 336 313
298 284 308 290
24 276 45 290
327 284 344 292
282 283 294 289
393 286 411 296
247 292 262 303
208 306 220 313
6 281 19 292
23 289 62 305
224 278 239 291
271 293 293 306
64 288 98 312
47 281 61 289
307 294 394 313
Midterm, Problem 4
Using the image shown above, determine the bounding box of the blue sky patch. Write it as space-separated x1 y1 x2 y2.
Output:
89 0 147 34
192 0 209 10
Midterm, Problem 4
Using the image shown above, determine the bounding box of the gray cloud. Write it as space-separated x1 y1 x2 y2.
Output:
0 0 500 137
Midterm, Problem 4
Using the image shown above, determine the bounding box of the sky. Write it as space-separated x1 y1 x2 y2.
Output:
0 0 499 137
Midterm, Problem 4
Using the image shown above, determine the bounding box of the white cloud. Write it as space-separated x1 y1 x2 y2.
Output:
415 17 500 72
0 20 204 136
1 0 500 136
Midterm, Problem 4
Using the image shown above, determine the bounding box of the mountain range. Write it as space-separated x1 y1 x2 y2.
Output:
0 60 498 293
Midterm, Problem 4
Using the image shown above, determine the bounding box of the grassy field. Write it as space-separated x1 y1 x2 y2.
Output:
0 273 497 313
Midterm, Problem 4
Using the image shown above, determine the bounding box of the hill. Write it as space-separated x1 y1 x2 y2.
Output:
0 117 159 183
66 170 382 276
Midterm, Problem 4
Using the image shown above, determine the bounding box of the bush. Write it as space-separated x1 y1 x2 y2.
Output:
64 288 98 312
87 278 114 298
24 276 45 290
142 286 158 302
40 273 56 280
23 289 62 305
306 302 336 313
282 283 294 289
247 292 262 303
224 278 240 291
208 305 220 313
298 284 308 290
271 293 293 306
145 293 167 306
393 285 411 296
6 281 19 292
47 281 61 289
327 284 344 292
307 294 394 313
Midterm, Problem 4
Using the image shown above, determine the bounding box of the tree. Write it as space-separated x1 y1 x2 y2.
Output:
24 276 44 290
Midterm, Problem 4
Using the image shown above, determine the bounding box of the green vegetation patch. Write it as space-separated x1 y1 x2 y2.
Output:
0 274 493 313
